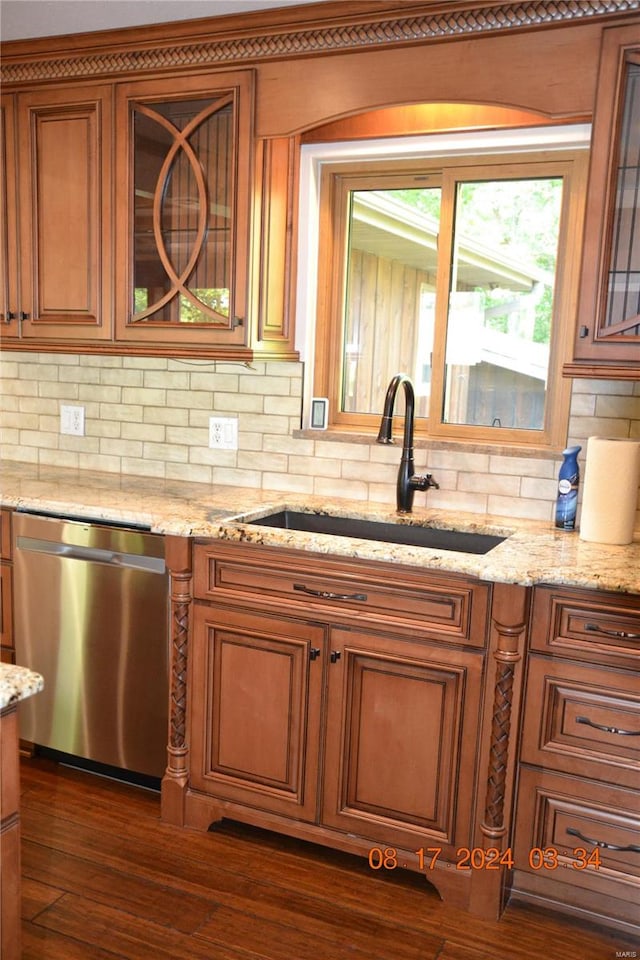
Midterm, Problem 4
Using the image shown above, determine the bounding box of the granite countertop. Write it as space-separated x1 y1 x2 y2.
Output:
0 663 44 710
1 461 639 595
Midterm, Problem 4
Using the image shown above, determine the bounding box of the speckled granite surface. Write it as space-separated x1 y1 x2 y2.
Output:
0 664 43 710
1 461 639 594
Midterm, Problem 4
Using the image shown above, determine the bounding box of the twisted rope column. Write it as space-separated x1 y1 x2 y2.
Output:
161 536 192 825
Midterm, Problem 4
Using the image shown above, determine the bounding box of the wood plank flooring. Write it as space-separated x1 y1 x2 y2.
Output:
19 757 636 959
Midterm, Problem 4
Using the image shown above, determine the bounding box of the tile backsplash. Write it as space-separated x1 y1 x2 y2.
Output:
1 352 638 532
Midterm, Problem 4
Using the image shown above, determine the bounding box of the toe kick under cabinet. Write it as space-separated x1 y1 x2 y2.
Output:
170 539 530 919
512 585 640 935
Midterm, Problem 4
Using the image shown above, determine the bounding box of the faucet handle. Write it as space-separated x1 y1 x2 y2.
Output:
410 473 439 492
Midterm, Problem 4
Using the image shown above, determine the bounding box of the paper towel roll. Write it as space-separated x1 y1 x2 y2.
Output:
579 437 640 545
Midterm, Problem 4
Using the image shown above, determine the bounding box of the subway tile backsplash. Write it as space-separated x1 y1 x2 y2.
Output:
1 352 638 532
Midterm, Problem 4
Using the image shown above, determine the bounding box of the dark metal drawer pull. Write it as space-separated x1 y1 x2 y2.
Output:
576 715 640 737
584 622 639 640
293 583 367 602
566 827 640 853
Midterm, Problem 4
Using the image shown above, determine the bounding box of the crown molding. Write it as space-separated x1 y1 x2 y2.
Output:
1 0 639 85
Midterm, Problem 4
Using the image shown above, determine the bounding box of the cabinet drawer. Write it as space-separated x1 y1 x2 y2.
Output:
531 585 640 667
193 541 489 646
521 657 639 787
514 767 640 912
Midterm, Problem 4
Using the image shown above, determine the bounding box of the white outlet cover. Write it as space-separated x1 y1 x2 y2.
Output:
60 404 85 436
209 416 238 450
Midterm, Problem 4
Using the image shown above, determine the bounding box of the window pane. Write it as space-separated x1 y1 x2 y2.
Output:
443 178 562 430
342 188 441 416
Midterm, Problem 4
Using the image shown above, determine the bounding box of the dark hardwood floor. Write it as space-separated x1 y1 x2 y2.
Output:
19 757 635 959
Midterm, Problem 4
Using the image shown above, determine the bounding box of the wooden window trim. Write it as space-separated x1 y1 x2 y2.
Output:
314 149 588 451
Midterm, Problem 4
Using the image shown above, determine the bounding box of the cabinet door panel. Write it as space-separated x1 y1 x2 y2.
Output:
322 627 483 852
114 71 253 349
0 95 19 335
190 603 324 822
574 24 640 365
17 86 112 339
0 565 12 653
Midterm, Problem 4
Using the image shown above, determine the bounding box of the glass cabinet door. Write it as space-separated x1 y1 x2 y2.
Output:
574 25 640 366
115 72 252 349
602 54 639 342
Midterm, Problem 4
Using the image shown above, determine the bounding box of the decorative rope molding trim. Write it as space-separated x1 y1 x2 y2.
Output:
2 0 639 84
483 657 517 832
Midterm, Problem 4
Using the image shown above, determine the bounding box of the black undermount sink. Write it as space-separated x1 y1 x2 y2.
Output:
247 511 505 555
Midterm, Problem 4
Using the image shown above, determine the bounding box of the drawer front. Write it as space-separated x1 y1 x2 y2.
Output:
521 657 639 786
515 767 640 906
531 586 640 667
193 541 488 646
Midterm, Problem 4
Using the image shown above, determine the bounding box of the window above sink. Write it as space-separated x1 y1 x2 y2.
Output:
298 123 590 452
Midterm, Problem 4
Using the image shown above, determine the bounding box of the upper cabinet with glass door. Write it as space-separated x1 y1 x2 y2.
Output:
568 24 640 375
114 71 253 352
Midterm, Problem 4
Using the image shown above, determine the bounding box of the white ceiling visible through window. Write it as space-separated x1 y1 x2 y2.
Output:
0 0 329 41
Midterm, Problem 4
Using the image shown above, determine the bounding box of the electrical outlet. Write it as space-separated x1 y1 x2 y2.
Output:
209 416 238 450
60 404 85 437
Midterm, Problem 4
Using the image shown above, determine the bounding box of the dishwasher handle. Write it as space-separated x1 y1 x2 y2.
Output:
15 535 166 575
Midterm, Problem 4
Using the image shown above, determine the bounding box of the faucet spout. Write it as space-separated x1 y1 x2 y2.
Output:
376 374 438 513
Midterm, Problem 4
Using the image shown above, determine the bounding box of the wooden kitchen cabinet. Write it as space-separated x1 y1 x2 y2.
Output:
321 625 483 855
0 705 21 960
114 71 253 352
0 510 13 661
566 23 640 377
189 602 325 823
181 539 510 914
0 85 113 342
0 96 18 332
1 69 273 358
512 584 640 934
190 592 484 853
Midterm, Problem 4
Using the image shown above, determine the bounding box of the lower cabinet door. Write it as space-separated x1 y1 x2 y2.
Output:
190 603 325 822
321 626 483 854
0 563 12 653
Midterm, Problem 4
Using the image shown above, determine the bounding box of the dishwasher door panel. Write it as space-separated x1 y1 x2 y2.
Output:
13 513 169 779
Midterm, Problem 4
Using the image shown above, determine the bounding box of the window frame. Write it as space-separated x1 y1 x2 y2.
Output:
312 147 588 450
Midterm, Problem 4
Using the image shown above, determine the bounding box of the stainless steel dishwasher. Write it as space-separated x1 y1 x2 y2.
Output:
13 511 169 780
